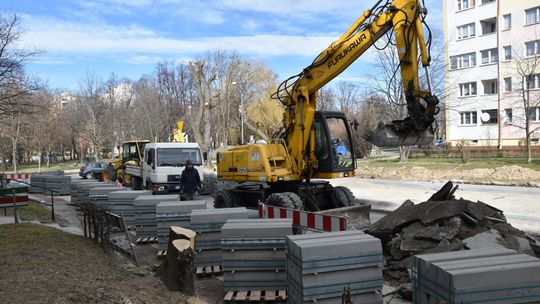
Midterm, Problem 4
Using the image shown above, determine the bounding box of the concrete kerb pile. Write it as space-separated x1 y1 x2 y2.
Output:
189 208 248 267
72 182 117 206
70 180 102 205
156 200 207 250
133 194 179 237
107 190 151 227
412 248 540 303
221 218 292 292
286 231 384 304
30 172 71 195
89 186 127 209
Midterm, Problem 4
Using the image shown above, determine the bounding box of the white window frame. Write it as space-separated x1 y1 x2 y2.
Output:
525 40 540 57
529 107 540 122
525 6 540 26
480 109 498 125
482 79 498 95
526 74 540 90
503 46 512 61
457 23 475 40
481 0 495 4
459 82 477 97
504 108 513 124
460 111 478 125
504 77 512 92
480 48 498 65
450 52 477 70
457 0 474 11
503 14 511 30
480 18 497 35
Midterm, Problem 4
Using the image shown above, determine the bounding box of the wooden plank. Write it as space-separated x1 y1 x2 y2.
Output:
204 266 212 274
212 265 220 273
264 290 275 301
250 290 261 301
236 291 248 301
196 267 203 274
224 291 234 301
277 290 286 300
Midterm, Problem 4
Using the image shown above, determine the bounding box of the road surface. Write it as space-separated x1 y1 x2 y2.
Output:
331 178 540 234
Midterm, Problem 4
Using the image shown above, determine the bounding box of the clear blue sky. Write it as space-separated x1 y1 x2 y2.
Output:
5 0 442 90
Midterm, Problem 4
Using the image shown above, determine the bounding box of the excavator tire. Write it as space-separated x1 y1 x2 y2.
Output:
266 192 303 210
281 192 304 210
214 190 236 208
103 166 116 182
332 186 355 208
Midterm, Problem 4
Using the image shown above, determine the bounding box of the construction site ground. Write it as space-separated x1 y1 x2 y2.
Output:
2 175 540 303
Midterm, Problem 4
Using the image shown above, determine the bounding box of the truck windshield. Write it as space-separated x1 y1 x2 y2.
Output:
157 148 202 167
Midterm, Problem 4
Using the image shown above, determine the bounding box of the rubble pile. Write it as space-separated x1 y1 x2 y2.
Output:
367 181 540 299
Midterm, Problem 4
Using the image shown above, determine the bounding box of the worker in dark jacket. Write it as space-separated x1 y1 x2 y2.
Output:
181 159 201 200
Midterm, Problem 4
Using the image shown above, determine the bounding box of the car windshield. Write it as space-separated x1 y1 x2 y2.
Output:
157 148 202 167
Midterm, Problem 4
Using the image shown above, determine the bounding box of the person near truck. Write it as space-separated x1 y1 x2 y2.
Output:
181 159 201 200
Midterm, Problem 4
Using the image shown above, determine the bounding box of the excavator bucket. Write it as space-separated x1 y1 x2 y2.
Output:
362 121 435 148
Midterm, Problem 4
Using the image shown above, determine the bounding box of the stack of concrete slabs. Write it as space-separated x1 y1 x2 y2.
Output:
134 194 179 237
221 218 292 292
412 248 540 304
89 186 126 209
286 230 384 304
189 208 248 267
107 190 151 228
156 200 207 250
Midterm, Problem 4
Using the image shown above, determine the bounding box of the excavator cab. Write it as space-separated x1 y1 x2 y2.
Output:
313 111 356 178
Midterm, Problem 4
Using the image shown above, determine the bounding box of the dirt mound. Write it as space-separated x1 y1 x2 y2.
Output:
357 164 540 185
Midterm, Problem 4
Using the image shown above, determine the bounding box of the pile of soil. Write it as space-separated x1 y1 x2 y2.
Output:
0 223 200 304
357 165 540 186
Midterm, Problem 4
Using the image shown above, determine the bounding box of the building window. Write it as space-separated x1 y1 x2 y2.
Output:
525 6 540 25
481 48 498 64
459 82 477 96
504 108 513 124
460 111 478 125
482 79 498 95
503 46 512 61
480 18 497 35
503 14 511 30
481 109 498 124
529 107 540 122
450 52 476 70
504 77 512 92
525 40 540 57
457 23 475 39
457 0 474 11
481 0 495 4
526 74 540 90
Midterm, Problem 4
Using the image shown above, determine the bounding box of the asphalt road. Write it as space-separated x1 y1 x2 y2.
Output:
331 178 540 234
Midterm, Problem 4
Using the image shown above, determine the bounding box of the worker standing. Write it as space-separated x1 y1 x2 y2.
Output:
181 160 201 200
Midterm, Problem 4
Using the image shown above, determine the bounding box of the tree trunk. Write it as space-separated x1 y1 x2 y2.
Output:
11 139 17 174
399 146 411 162
158 227 196 294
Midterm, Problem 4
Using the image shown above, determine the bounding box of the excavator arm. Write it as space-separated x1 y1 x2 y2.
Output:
274 0 439 177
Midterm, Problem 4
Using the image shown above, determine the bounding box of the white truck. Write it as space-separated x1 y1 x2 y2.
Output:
125 142 204 195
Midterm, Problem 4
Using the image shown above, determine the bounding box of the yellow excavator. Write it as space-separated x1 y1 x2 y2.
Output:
215 0 439 211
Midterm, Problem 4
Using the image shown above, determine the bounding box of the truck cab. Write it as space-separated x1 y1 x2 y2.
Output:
142 142 204 194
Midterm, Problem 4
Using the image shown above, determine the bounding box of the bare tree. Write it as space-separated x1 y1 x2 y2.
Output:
78 72 106 162
0 12 41 117
316 87 337 111
508 44 540 163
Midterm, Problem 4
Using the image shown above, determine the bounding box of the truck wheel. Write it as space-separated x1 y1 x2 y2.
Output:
103 166 116 182
332 186 355 208
266 193 303 210
122 171 132 187
214 190 236 208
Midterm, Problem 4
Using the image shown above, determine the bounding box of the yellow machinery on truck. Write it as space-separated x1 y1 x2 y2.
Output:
102 140 150 187
215 0 439 211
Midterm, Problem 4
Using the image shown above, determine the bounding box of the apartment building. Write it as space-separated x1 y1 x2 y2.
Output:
444 0 540 148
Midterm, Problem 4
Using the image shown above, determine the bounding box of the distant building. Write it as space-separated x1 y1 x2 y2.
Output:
444 0 540 149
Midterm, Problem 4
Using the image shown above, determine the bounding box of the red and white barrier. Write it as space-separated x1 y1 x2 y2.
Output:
2 173 32 182
258 203 346 232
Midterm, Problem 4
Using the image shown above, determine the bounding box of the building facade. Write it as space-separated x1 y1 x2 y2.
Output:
444 0 540 149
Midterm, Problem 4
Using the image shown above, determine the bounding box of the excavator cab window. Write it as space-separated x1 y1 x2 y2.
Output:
314 111 356 173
